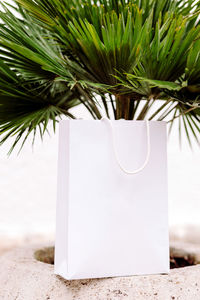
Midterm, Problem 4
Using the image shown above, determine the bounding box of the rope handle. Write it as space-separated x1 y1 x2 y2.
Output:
101 118 151 175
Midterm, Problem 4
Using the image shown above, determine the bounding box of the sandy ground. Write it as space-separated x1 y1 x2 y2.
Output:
1 244 200 300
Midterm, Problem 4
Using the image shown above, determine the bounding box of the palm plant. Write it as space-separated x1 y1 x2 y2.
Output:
0 0 200 152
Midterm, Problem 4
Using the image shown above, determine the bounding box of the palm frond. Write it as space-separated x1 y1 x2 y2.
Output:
0 58 83 153
0 0 200 150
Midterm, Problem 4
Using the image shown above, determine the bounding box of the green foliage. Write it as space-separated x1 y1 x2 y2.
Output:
0 57 81 153
0 0 200 152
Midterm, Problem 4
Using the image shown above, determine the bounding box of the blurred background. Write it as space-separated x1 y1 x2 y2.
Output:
0 0 199 256
0 104 200 255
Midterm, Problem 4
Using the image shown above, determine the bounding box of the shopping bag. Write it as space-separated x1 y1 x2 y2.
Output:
55 119 169 280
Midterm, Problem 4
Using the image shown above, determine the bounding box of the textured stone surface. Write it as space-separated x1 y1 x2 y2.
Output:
0 244 200 299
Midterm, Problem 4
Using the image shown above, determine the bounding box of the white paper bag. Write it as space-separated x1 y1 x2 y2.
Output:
55 119 169 280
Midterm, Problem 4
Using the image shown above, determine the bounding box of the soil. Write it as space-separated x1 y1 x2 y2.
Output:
170 246 199 269
34 246 199 269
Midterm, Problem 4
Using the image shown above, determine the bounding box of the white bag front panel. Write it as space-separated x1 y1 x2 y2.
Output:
55 120 169 280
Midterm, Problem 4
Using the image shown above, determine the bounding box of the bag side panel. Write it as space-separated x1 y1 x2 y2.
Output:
54 120 70 278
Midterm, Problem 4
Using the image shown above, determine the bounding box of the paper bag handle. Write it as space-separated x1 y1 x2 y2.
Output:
101 118 151 175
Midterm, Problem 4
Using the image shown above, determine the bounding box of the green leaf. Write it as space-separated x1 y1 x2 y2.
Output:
127 76 183 91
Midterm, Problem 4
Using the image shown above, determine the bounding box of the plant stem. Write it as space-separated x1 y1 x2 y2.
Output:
159 102 178 121
76 84 102 119
115 94 131 120
101 95 110 118
136 99 151 120
109 94 116 119
128 98 135 120
167 105 198 123
149 99 172 120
